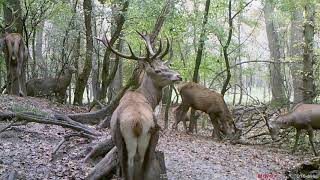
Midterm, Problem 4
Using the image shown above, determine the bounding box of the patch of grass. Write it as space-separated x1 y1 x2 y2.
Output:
11 103 49 116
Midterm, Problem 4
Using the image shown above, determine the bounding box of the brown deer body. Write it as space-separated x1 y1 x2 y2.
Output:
99 32 181 180
26 66 76 103
174 82 235 140
1 33 28 96
270 103 320 156
172 107 201 130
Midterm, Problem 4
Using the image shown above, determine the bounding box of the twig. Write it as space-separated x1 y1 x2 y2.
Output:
51 132 95 161
0 118 18 133
242 119 261 135
247 132 269 139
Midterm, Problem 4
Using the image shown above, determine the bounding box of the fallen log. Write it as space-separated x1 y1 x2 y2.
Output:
0 112 100 136
85 146 118 180
84 135 115 162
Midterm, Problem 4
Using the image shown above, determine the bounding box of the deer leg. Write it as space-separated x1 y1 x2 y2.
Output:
307 128 317 156
16 59 24 97
144 117 160 180
292 129 301 154
172 106 181 130
209 113 222 140
114 119 127 179
181 105 190 132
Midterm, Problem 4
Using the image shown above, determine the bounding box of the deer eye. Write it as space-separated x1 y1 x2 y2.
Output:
155 69 161 73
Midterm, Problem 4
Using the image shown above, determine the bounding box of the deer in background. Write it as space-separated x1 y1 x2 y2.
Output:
26 66 76 103
174 82 236 140
172 107 202 130
0 10 28 96
98 32 181 180
269 103 320 156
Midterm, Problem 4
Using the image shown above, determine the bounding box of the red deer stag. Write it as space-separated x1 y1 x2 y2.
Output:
98 32 181 180
0 11 28 96
270 103 320 156
174 82 236 140
26 66 76 103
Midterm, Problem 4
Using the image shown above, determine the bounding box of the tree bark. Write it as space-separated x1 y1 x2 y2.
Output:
35 21 44 77
263 0 286 106
189 0 210 133
73 0 93 105
288 8 304 104
98 0 129 100
302 2 315 103
164 85 173 129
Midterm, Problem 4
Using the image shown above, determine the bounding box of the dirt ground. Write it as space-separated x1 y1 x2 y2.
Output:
0 95 311 180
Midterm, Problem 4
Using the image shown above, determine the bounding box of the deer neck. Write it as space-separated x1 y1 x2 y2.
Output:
278 114 293 128
136 75 162 110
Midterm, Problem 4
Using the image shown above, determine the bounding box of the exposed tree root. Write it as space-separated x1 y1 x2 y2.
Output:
0 112 100 136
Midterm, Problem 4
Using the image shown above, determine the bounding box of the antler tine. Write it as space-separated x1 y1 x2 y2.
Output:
159 37 171 59
151 40 163 59
96 34 147 61
3 8 18 32
136 31 156 55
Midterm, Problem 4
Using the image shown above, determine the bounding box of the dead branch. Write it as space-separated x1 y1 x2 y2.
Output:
51 132 95 161
247 132 269 139
0 112 99 136
85 146 118 180
84 135 115 162
0 112 16 121
0 117 18 133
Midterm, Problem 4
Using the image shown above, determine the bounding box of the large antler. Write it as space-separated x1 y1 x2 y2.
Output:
0 8 17 33
96 31 171 62
96 33 150 61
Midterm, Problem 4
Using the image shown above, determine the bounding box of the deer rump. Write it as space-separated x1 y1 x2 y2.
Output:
3 33 27 96
111 91 156 179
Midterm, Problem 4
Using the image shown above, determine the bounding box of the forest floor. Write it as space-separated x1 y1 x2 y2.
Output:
0 95 313 180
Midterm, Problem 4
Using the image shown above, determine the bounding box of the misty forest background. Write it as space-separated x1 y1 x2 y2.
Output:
0 0 320 179
1 0 319 107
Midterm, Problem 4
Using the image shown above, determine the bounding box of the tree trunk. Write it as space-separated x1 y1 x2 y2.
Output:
263 0 286 106
188 0 210 133
302 3 315 103
288 4 304 104
98 0 129 100
35 21 44 77
237 13 243 105
164 85 173 129
110 36 124 98
91 4 99 100
73 0 93 105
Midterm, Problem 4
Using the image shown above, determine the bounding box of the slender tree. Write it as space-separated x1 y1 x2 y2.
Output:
302 1 315 103
73 0 93 105
263 0 286 106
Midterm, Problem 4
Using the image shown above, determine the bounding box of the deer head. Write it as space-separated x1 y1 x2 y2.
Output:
97 31 182 88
